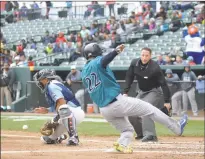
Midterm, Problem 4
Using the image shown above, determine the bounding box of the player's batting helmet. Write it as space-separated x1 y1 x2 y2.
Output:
83 43 102 60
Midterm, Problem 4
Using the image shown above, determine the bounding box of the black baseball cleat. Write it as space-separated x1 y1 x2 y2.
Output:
141 135 158 142
135 136 143 140
56 134 67 143
67 136 79 146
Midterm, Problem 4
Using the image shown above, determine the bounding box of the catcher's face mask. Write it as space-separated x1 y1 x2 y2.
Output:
33 70 50 92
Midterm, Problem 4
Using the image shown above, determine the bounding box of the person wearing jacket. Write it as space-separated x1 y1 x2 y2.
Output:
0 62 15 112
124 47 171 142
181 65 198 116
165 69 182 116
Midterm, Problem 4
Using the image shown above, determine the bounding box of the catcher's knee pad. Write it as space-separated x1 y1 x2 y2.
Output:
58 104 77 137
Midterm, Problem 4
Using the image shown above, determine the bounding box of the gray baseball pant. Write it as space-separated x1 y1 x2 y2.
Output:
100 94 181 147
182 87 198 114
128 88 164 137
171 91 183 115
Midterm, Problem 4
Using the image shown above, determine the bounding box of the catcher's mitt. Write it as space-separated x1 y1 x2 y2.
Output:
40 121 59 136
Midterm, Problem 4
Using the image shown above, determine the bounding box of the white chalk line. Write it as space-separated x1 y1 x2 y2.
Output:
1 134 204 146
1 149 204 155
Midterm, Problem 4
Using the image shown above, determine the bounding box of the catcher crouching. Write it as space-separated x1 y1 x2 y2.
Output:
33 69 85 146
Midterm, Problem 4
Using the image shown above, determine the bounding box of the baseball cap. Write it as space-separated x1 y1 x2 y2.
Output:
14 56 20 60
165 69 173 74
187 56 193 61
71 65 76 70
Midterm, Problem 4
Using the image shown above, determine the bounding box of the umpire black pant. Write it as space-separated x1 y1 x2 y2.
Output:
128 87 164 137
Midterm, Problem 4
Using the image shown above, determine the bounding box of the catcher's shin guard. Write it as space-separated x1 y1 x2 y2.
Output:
58 104 78 139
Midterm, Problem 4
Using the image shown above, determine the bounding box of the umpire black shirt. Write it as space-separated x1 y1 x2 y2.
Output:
124 58 171 103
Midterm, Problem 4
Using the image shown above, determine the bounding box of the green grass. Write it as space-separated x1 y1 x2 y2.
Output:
1 119 204 137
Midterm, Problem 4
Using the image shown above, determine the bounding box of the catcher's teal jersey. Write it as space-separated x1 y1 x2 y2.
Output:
81 56 121 107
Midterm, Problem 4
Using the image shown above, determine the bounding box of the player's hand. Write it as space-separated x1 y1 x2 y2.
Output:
164 103 171 110
115 44 125 54
34 107 49 114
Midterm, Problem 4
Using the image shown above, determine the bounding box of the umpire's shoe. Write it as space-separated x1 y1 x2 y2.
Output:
141 135 158 142
67 136 79 146
41 134 67 144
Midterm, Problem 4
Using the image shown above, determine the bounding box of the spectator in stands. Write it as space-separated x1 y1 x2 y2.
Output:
149 18 156 30
106 20 111 32
31 1 39 9
0 62 15 112
181 65 198 116
156 54 166 65
143 20 149 29
164 55 173 65
16 45 25 56
197 5 205 23
76 32 83 44
69 33 76 43
170 11 181 32
93 31 101 42
165 69 182 116
106 1 115 17
30 39 37 50
64 41 75 54
173 55 187 65
80 26 90 40
110 16 119 33
66 1 73 19
187 56 196 66
10 56 17 67
45 1 52 19
20 3 28 20
155 7 166 20
42 31 53 45
28 56 34 66
110 31 120 48
90 23 98 36
44 43 53 55
18 54 27 67
53 43 63 53
84 1 95 19
69 47 82 63
56 32 67 44
5 1 13 12
3 49 12 64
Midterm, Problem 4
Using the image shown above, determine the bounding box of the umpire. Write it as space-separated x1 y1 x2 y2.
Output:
123 47 171 142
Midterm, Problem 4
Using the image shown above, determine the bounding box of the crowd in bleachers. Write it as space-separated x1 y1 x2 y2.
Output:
0 1 204 68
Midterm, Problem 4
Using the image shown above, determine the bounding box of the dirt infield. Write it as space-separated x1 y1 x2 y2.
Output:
1 130 204 159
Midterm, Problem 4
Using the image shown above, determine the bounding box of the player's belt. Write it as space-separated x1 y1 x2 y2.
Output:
109 98 117 104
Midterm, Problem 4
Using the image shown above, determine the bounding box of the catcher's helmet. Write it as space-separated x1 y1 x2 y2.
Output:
83 43 102 60
33 69 57 91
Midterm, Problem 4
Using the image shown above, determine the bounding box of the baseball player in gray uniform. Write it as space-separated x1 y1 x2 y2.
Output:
81 43 188 153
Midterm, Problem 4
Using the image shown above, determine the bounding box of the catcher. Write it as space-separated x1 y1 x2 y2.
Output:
33 69 85 146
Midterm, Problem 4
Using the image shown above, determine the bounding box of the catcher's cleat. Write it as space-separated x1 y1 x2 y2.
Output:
56 134 67 143
113 142 133 154
67 136 79 146
41 134 67 144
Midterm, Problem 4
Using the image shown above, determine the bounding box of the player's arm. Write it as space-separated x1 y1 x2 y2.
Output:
123 59 136 94
101 44 125 68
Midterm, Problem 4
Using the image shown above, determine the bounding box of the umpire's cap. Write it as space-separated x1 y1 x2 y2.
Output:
83 43 102 60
